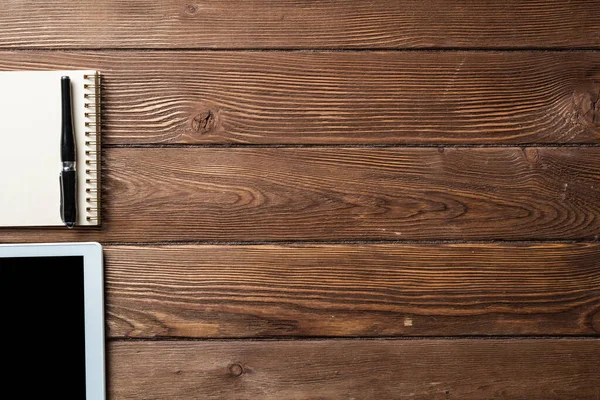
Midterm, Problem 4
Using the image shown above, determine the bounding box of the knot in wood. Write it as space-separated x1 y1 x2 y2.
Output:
592 311 600 333
191 110 215 134
573 80 600 129
185 4 198 15
524 148 539 163
228 363 244 377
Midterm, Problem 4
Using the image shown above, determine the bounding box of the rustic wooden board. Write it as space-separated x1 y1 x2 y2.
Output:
3 1 599 398
1 1 599 49
1 147 599 243
108 339 600 399
0 51 599 144
104 243 600 338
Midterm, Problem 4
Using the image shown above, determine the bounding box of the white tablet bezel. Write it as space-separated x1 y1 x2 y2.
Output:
0 242 105 400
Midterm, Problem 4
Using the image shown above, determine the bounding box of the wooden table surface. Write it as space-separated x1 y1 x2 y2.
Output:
2 1 600 398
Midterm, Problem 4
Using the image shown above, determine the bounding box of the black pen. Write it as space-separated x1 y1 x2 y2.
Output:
60 76 77 228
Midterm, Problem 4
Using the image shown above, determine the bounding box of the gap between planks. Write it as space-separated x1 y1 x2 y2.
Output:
2 48 600 52
104 144 600 148
108 336 600 342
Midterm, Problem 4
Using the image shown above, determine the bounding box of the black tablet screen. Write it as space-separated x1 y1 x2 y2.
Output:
1 256 86 397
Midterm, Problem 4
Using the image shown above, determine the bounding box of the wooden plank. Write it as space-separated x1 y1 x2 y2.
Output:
1 147 599 243
104 243 600 338
108 339 600 399
1 1 599 49
0 51 599 144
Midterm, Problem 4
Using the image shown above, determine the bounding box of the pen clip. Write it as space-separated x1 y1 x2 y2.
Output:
59 172 76 229
59 173 65 224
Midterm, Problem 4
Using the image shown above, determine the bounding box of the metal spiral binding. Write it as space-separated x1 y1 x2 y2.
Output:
83 73 101 223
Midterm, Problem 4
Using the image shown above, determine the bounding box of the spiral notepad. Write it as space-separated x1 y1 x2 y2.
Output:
0 70 101 227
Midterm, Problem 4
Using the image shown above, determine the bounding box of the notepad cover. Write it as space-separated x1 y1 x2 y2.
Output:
0 70 101 227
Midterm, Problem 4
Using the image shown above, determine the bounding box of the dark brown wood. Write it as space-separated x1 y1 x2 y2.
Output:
0 51 599 144
1 147 599 243
4 1 599 398
104 243 600 338
109 339 600 399
1 1 599 49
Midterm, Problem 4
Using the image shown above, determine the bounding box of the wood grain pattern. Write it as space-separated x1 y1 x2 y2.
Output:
109 339 600 399
0 51 599 144
104 243 600 338
1 1 599 49
1 147 599 243
4 1 599 398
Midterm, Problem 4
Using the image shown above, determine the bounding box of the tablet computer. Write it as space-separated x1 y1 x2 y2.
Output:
0 242 105 400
